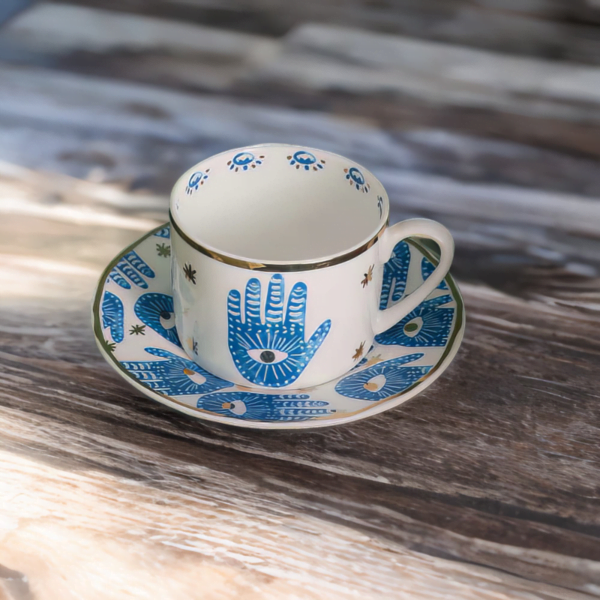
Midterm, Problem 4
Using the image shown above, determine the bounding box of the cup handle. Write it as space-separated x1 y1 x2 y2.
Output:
373 218 454 335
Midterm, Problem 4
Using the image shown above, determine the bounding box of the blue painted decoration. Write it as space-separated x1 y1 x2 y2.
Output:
421 257 449 290
153 225 171 239
134 293 182 347
379 240 410 310
185 170 210 194
227 152 264 172
197 392 334 421
101 291 124 343
107 250 155 290
227 274 331 387
344 166 370 193
377 195 384 218
376 294 454 347
121 347 232 395
335 353 431 401
287 150 325 171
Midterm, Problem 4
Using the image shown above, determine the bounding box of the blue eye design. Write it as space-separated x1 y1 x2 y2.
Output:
376 295 454 347
344 167 370 192
288 150 326 171
121 347 232 396
101 291 124 343
197 392 334 421
185 170 210 194
227 274 331 387
134 293 181 347
335 354 430 401
227 152 264 172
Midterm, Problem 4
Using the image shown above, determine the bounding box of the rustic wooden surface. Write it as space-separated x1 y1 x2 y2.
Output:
1 1 600 598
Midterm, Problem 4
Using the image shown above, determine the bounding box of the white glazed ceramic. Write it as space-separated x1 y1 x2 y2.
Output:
93 224 465 429
170 144 454 389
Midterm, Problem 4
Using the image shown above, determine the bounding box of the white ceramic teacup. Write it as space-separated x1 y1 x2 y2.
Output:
170 144 454 389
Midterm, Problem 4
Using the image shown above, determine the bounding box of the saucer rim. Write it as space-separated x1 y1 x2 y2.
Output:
92 223 465 430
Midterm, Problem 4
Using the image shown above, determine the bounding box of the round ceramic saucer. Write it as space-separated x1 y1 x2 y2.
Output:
93 224 465 429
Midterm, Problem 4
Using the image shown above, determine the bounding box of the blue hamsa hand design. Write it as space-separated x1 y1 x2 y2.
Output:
227 274 331 387
375 294 454 347
335 353 430 401
421 257 448 290
134 293 181 347
101 291 124 343
197 392 334 421
121 347 232 396
379 241 411 310
108 250 155 290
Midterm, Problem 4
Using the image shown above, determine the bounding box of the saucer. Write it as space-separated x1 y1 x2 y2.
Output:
93 224 465 429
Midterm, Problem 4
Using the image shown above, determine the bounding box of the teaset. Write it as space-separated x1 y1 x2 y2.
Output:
93 144 464 429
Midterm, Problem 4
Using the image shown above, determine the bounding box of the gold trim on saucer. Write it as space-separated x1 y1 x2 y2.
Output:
169 211 387 272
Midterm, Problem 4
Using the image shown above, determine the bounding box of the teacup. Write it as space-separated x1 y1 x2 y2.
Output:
170 143 453 389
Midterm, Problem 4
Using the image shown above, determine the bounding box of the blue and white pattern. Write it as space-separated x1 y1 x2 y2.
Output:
227 274 331 387
335 354 430 401
122 348 232 396
227 152 264 172
288 150 325 171
379 241 410 310
134 293 181 347
107 250 155 290
94 222 464 428
185 170 210 194
101 291 124 343
422 257 449 290
344 167 370 193
376 295 454 347
153 226 171 239
197 392 334 421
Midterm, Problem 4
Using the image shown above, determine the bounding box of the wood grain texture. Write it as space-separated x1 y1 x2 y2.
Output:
1 2 600 598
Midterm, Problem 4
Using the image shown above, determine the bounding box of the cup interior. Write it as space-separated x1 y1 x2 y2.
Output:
171 144 388 263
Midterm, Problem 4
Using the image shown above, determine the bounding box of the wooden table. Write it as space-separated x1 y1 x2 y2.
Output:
1 2 599 598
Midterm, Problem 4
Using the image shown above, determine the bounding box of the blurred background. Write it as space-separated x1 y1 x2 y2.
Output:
2 0 600 302
3 3 600 598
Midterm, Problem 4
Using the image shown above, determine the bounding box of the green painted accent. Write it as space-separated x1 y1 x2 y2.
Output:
404 322 419 333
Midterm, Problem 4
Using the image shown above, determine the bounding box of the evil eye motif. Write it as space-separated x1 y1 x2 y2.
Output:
197 392 334 422
101 291 124 343
185 170 210 194
134 293 181 347
376 295 454 347
335 354 430 401
227 274 331 387
421 257 449 290
379 241 410 310
121 347 232 396
107 250 155 290
344 167 370 193
227 152 264 172
288 150 326 171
